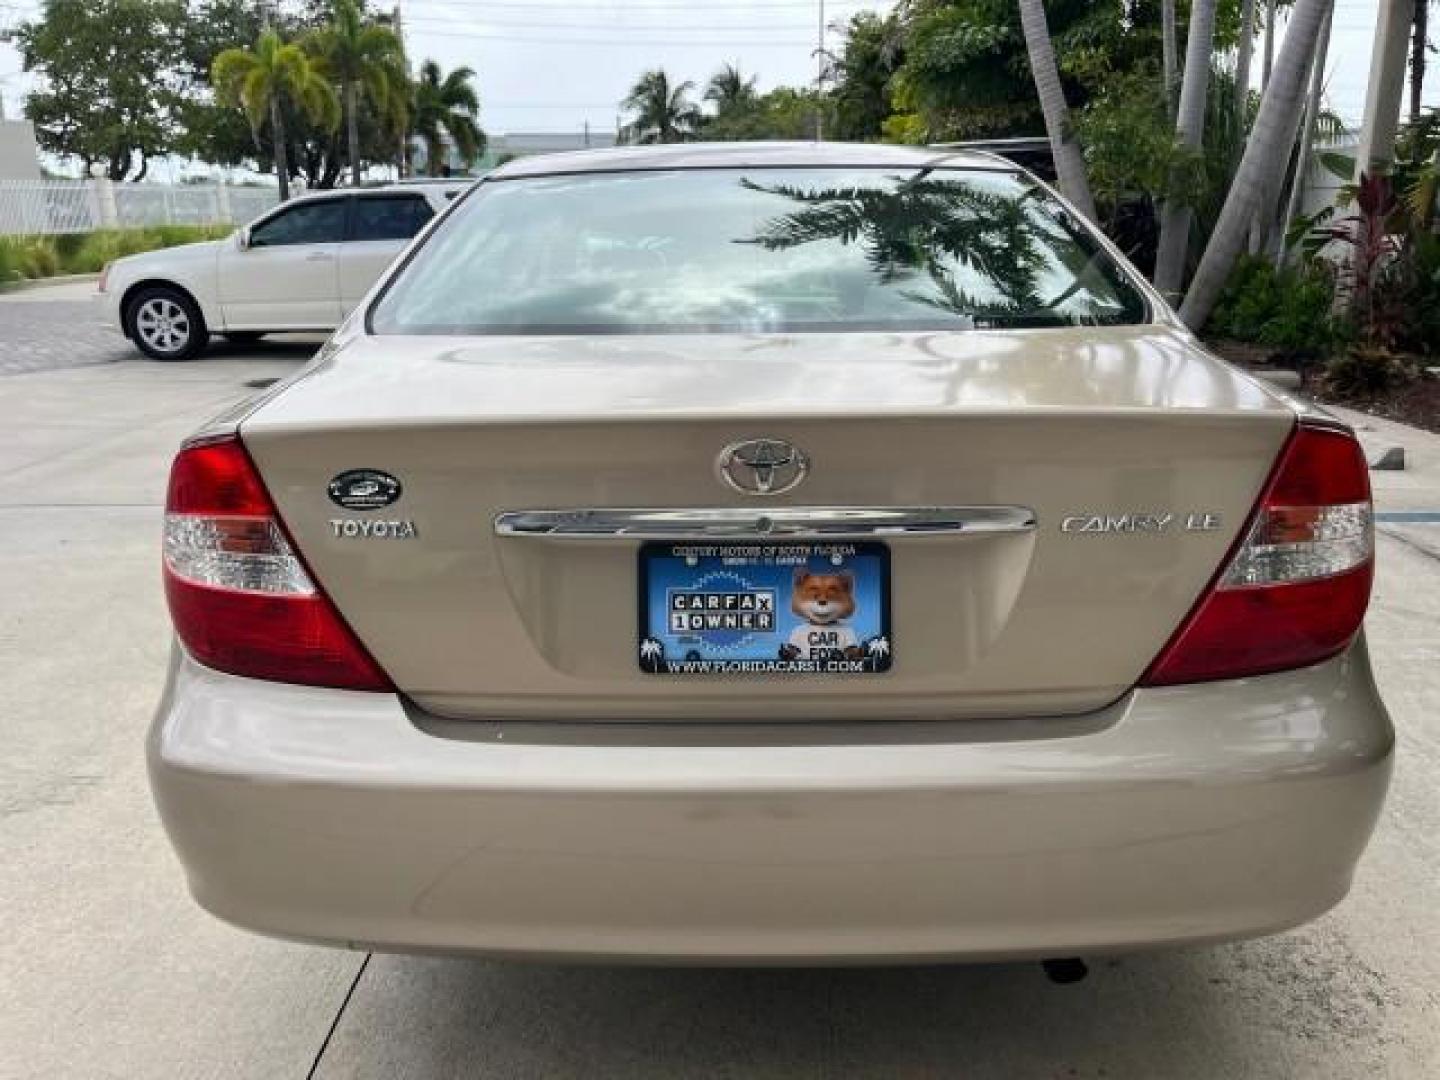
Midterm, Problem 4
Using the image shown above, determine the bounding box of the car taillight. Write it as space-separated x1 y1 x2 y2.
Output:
1141 421 1373 686
162 435 392 691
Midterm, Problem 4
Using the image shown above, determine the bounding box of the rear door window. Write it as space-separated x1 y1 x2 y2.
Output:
349 196 434 242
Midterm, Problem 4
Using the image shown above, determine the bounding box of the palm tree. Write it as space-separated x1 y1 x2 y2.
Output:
1016 0 1097 222
1161 0 1178 117
307 0 406 187
1235 0 1257 131
213 30 339 202
706 64 757 116
1410 0 1429 124
1180 0 1334 328
1278 7 1335 266
1154 0 1219 296
1263 0 1278 88
411 60 485 176
622 69 701 144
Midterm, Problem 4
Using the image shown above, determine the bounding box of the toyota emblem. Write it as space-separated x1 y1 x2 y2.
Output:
716 438 809 496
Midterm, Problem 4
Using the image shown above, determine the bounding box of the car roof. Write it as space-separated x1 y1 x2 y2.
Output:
274 183 464 210
488 141 1008 181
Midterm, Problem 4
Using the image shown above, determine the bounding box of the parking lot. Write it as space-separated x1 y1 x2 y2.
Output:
1 281 1437 1078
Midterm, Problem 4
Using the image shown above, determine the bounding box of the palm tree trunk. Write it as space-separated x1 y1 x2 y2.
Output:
270 96 291 203
1162 0 1179 118
346 79 361 187
1411 0 1429 124
1257 14 1330 261
1277 7 1333 266
1263 0 1278 88
1180 0 1334 329
1154 0 1219 296
1016 0 1097 222
1236 0 1257 132
1248 0 1285 253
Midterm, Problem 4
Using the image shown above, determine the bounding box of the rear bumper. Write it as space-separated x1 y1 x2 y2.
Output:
149 643 1393 963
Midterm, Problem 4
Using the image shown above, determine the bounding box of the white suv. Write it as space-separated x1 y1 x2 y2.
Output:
98 183 464 360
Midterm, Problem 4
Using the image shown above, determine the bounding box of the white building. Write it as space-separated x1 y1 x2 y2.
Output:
0 120 41 181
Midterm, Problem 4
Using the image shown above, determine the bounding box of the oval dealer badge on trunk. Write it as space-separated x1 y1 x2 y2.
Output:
328 469 402 511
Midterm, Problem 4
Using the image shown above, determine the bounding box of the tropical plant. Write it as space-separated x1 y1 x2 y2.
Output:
1016 0 1096 221
887 0 1190 144
621 69 701 144
1313 173 1408 347
213 29 339 200
1180 0 1331 329
411 59 484 176
698 86 833 142
827 11 905 142
705 64 758 116
306 0 406 186
1154 0 1219 296
1207 254 1345 361
1074 71 1202 262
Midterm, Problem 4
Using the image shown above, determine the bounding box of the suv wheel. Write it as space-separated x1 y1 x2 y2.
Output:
127 287 209 361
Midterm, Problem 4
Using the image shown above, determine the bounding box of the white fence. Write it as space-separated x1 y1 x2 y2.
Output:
0 179 278 236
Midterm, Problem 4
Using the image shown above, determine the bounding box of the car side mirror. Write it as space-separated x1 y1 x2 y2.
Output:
236 227 251 251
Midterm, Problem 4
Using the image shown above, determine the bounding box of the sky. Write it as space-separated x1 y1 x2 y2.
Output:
0 0 1428 164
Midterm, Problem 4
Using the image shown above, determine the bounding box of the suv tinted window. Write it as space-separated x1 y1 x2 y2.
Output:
250 198 348 247
350 196 434 242
372 168 1149 335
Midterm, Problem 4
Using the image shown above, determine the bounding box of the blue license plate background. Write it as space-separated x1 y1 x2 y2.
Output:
638 542 892 675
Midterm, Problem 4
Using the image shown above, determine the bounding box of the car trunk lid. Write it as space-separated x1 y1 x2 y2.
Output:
240 326 1295 720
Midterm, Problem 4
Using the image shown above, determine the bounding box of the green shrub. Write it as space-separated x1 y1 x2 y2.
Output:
1207 255 1348 364
19 237 60 279
1324 348 1416 397
0 237 23 284
63 224 230 275
1 225 231 283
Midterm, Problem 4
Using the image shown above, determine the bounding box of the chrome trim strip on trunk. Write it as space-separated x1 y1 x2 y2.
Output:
494 506 1037 539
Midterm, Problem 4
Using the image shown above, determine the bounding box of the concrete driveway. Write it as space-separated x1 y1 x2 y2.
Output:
1 284 1436 1078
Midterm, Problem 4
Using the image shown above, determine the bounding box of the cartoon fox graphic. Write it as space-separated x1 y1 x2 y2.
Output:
779 568 864 661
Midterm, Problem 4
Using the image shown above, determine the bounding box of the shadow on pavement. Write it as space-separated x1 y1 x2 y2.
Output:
314 926 1398 1078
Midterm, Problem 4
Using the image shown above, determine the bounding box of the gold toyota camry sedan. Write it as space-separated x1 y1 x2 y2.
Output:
148 143 1393 965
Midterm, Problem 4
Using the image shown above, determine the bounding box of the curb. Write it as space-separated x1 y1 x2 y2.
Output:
0 272 101 295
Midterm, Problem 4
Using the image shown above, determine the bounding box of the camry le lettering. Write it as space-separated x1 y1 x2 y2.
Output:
1059 512 1224 534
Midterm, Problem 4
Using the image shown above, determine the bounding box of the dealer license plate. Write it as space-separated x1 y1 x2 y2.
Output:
637 542 892 675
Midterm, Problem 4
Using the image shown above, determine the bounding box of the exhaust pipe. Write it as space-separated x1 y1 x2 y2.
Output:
1041 958 1089 984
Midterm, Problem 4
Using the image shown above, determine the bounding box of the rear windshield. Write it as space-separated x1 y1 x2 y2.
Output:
370 167 1150 335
